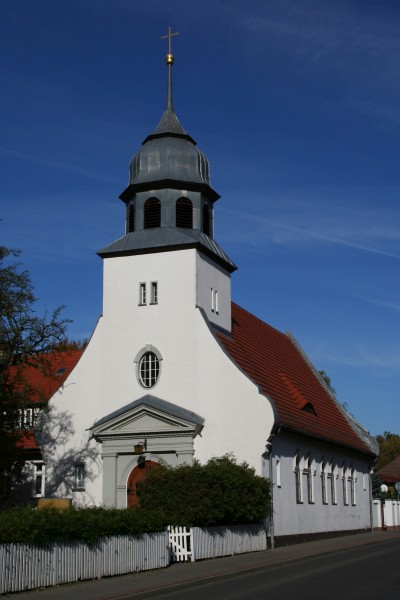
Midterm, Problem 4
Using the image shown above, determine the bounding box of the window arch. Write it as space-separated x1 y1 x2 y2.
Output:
144 198 161 229
202 204 211 236
127 204 135 233
176 198 193 228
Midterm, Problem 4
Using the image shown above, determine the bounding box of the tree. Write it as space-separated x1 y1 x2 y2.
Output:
0 245 70 507
374 431 400 472
319 369 336 396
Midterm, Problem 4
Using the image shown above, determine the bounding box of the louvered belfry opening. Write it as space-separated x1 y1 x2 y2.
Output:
202 204 211 236
144 198 161 229
127 204 135 233
176 197 193 228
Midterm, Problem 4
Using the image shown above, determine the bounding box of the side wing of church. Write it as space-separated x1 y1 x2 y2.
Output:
23 45 377 543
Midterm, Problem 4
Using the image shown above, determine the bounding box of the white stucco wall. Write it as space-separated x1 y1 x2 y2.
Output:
43 249 275 507
269 432 373 537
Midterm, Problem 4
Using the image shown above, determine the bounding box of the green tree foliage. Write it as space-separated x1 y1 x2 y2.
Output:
375 431 400 472
138 455 271 527
319 369 336 396
0 246 70 507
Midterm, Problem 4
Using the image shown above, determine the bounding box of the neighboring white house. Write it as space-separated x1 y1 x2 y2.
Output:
24 48 377 544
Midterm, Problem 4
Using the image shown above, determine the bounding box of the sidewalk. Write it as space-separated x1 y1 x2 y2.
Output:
9 531 400 599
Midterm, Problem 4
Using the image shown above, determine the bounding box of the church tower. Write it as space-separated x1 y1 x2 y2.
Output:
98 31 236 332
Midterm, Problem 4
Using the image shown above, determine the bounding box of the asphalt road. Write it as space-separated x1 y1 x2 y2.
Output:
132 537 400 600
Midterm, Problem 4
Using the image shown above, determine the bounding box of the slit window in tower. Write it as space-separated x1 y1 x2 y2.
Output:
128 204 135 233
139 283 146 306
176 198 193 228
203 204 211 236
150 281 158 304
144 198 161 229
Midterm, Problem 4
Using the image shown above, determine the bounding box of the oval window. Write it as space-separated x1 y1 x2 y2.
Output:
139 351 160 388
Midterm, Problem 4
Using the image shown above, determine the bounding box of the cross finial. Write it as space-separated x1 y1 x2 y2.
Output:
161 26 179 64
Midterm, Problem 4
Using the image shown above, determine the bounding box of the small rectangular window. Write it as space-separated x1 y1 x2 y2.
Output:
139 283 146 305
215 290 219 314
150 281 158 304
33 461 45 498
276 458 281 487
211 287 214 312
74 463 85 490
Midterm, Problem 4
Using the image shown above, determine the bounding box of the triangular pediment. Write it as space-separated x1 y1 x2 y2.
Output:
90 395 204 440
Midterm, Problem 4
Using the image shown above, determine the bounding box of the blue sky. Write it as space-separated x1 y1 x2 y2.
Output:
1 0 400 437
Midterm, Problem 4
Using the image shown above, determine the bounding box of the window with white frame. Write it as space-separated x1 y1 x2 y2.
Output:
150 281 158 304
18 406 41 429
276 458 281 488
330 462 337 505
303 455 314 504
134 346 163 389
139 352 159 387
350 467 357 505
321 460 328 504
139 282 146 305
211 288 218 313
294 454 303 503
32 461 45 498
74 463 85 491
342 464 349 505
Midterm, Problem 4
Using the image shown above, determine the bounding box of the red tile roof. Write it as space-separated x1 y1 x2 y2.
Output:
377 456 400 483
9 350 83 451
216 303 375 456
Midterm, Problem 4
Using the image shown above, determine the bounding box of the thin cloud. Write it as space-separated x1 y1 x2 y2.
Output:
0 147 121 184
221 208 400 260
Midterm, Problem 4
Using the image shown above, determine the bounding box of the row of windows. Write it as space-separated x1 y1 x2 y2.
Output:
289 455 361 506
127 198 211 235
139 281 158 306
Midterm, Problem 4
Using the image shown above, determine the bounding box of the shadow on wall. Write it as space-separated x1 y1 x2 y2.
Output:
35 407 101 502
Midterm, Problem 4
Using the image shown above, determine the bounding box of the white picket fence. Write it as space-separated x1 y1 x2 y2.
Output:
168 524 267 562
0 525 267 593
372 499 400 529
0 532 169 595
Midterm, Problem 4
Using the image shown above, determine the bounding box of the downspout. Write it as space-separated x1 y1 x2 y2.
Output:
269 447 275 549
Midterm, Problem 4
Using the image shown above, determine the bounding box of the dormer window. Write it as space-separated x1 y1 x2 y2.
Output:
144 198 161 229
176 198 193 228
203 204 211 236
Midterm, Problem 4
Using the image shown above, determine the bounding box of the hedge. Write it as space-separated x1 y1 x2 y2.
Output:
0 506 167 545
138 455 271 527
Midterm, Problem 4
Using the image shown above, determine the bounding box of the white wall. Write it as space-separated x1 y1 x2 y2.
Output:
43 249 274 506
270 432 373 537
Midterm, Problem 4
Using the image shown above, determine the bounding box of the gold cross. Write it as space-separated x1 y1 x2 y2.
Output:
161 26 179 54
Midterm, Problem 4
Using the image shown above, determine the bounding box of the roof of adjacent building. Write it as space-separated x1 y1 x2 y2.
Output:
377 456 400 483
10 350 83 450
215 303 378 457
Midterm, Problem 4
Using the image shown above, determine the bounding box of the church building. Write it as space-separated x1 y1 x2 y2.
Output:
28 42 377 544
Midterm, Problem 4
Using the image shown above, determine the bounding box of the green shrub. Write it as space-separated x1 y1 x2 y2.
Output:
138 455 271 527
0 506 167 545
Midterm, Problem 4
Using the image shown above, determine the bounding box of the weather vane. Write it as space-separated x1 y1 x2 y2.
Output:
161 26 179 64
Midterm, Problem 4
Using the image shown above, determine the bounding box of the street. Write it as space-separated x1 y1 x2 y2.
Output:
133 537 400 600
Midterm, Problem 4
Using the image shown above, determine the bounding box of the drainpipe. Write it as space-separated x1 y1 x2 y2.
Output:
269 447 275 549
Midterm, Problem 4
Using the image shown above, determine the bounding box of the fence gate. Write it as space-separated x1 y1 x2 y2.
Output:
168 526 193 562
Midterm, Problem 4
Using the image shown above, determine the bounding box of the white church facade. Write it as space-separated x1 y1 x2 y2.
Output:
26 47 378 544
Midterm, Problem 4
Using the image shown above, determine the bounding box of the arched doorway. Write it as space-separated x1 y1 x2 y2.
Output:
126 460 160 508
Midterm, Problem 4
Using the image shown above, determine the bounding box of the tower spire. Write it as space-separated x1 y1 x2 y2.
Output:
161 27 179 110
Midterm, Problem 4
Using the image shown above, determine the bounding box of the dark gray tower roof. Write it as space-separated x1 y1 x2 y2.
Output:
99 40 236 273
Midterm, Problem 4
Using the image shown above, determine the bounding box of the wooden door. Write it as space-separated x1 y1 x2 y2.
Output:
126 460 160 508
